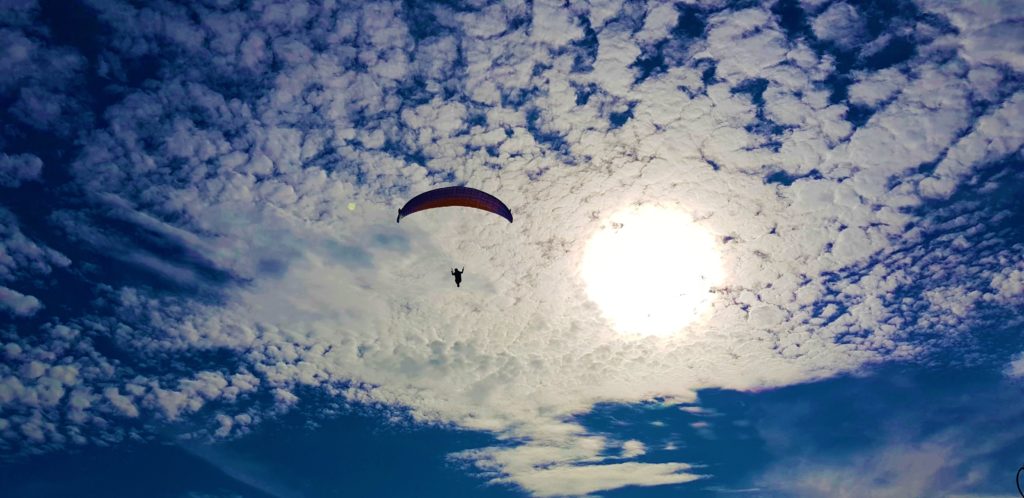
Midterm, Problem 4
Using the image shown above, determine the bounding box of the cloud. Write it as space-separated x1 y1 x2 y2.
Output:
0 12 89 135
181 442 304 498
507 461 702 497
0 0 1022 495
0 207 70 282
102 387 139 418
0 153 42 188
811 2 866 49
761 441 958 498
620 439 645 458
1006 353 1024 379
454 420 703 497
848 68 907 108
0 285 42 316
918 92 1024 200
922 0 1024 72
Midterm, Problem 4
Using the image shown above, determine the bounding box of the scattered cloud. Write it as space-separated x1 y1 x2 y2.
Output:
0 0 1021 495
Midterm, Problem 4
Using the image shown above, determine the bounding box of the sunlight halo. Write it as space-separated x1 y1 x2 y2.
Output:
580 205 725 337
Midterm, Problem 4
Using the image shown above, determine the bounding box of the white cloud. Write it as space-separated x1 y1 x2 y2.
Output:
103 387 140 418
811 2 866 49
620 439 646 458
634 2 679 45
848 68 907 107
454 419 703 496
988 267 1024 304
214 413 234 437
922 0 1024 72
918 91 1024 200
506 461 702 497
702 8 789 83
0 285 42 316
273 388 299 408
531 0 584 46
589 26 643 97
582 0 625 31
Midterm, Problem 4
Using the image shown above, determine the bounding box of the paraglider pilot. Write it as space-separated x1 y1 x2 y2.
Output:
451 267 464 287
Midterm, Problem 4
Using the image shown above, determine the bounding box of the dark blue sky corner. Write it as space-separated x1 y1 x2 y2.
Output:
0 387 519 498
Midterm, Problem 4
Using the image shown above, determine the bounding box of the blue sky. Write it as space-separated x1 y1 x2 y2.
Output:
1 0 1023 496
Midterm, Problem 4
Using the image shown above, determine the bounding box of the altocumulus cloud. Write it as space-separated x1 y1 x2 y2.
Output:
0 0 1022 496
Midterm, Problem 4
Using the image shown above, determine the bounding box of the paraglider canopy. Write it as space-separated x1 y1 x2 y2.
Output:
396 186 513 223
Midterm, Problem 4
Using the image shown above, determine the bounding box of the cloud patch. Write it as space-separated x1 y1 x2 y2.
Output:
0 286 42 317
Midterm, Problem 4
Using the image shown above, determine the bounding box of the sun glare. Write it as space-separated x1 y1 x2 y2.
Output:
580 206 725 337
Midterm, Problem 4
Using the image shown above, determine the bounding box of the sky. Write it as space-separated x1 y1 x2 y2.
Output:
1 0 1023 497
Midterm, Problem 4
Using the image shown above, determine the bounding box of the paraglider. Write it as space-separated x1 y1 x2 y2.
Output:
396 186 512 288
396 186 513 223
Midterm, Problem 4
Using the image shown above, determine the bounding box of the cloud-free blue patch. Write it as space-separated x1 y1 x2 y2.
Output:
571 15 599 74
673 4 707 40
845 103 875 128
764 168 822 186
609 104 635 129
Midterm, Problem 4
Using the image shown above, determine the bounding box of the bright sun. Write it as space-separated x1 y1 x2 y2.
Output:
580 205 725 337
